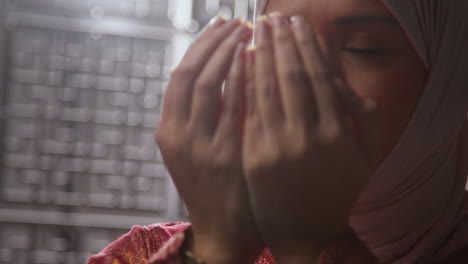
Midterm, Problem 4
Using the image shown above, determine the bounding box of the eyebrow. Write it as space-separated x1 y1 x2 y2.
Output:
333 15 399 27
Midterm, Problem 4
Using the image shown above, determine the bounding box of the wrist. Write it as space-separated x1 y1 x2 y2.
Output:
191 239 237 264
190 232 259 264
270 227 354 264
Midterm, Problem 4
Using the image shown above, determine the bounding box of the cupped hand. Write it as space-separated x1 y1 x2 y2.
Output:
243 13 381 262
155 17 263 263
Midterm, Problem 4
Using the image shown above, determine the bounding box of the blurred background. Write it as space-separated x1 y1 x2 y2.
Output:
0 0 255 263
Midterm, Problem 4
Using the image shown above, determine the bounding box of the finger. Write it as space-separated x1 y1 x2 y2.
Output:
162 17 240 122
335 79 381 168
255 16 285 132
244 45 263 159
214 43 246 149
245 45 257 117
190 20 252 136
270 13 315 126
290 16 345 130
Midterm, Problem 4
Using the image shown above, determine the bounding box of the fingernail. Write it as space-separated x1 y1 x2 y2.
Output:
291 15 306 30
270 12 286 28
239 17 254 30
246 44 256 52
244 20 254 30
234 23 252 39
209 14 226 26
225 17 242 27
246 44 256 65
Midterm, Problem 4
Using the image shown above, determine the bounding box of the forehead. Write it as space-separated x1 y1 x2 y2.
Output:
265 0 392 20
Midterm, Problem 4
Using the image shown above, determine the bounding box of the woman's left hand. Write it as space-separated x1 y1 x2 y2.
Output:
242 13 382 262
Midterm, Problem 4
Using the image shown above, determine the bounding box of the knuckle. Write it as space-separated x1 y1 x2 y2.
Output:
194 79 213 93
363 99 379 114
171 65 195 79
285 127 309 157
212 151 236 168
246 148 281 173
155 127 166 145
224 100 241 117
297 34 313 46
259 78 277 97
262 146 282 167
317 122 344 144
211 29 227 41
221 37 239 50
187 121 204 137
284 69 308 84
154 131 164 147
191 141 214 160
309 68 333 82
155 125 174 148
287 140 308 158
156 134 181 159
274 30 290 43
156 124 192 152
256 41 271 53
227 70 242 84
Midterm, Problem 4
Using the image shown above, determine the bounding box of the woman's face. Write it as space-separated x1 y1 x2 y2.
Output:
264 0 427 163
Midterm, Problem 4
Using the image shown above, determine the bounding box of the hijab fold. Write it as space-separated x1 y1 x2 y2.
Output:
254 0 468 262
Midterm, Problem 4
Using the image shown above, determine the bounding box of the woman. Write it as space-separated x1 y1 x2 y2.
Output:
87 0 468 263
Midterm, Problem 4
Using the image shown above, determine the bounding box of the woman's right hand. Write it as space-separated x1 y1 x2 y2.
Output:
155 17 263 264
242 14 380 263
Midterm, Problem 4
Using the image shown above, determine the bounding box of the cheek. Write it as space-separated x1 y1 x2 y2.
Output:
346 67 426 159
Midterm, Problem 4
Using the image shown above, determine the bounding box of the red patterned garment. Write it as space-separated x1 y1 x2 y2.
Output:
86 223 274 264
87 223 468 264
